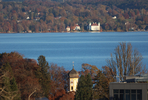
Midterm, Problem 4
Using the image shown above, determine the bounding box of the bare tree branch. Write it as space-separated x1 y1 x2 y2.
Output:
107 42 146 81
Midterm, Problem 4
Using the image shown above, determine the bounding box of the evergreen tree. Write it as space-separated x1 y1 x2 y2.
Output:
36 55 51 98
0 62 21 100
75 74 93 100
85 74 93 100
75 75 85 100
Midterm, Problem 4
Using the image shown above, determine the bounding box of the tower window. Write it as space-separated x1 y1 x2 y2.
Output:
71 86 73 90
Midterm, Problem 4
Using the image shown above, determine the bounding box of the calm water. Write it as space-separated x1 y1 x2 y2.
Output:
0 32 148 71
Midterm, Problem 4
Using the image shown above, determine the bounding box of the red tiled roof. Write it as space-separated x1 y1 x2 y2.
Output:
75 25 80 26
91 23 98 26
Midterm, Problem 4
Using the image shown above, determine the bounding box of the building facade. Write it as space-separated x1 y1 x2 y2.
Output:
66 26 70 32
74 24 81 31
88 22 100 31
109 74 148 100
109 83 148 100
68 67 79 92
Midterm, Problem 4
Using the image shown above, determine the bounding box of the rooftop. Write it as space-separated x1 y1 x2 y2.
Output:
125 74 148 83
68 67 79 78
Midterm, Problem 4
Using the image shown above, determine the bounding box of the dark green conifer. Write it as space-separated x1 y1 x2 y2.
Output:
75 75 85 100
36 55 51 98
85 74 93 100
0 62 21 100
75 74 93 100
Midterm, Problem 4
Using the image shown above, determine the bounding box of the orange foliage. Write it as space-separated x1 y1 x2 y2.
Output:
102 66 116 82
49 63 68 97
80 63 99 79
49 89 75 100
59 91 75 100
0 52 41 99
54 89 66 100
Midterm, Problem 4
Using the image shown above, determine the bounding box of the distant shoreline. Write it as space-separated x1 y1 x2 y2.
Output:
0 30 148 34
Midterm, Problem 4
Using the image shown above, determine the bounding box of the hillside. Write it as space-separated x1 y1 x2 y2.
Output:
0 0 148 33
2 0 148 10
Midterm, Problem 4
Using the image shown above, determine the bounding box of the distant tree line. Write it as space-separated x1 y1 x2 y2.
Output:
0 0 148 33
0 42 147 100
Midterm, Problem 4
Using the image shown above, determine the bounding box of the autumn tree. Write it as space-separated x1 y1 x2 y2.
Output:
17 23 24 33
59 91 75 100
93 70 109 100
80 63 99 81
11 58 41 100
0 52 23 66
102 66 116 83
48 63 68 98
0 52 41 100
106 42 146 81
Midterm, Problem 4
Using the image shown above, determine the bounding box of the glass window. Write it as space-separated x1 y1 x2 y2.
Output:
120 94 124 100
137 94 142 100
131 94 136 100
137 90 142 94
113 89 142 100
126 90 130 93
120 89 124 93
126 94 130 100
137 90 142 100
137 89 142 100
70 80 73 85
114 94 118 100
71 86 73 90
114 89 119 93
131 90 136 93
131 89 136 100
125 89 130 100
114 90 119 100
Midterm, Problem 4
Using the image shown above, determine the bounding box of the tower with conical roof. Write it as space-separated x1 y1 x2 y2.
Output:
68 62 79 92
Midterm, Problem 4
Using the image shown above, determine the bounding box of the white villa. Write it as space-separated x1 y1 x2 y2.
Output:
66 26 70 32
88 22 100 31
73 24 81 31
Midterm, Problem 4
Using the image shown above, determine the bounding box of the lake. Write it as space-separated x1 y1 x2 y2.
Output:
0 32 148 71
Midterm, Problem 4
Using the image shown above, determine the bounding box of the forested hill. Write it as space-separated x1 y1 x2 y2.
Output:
2 0 148 11
2 0 148 10
0 0 148 33
103 0 148 10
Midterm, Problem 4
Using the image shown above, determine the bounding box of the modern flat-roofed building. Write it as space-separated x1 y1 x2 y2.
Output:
109 74 148 100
